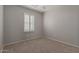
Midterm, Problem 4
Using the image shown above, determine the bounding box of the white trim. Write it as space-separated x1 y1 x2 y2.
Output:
45 36 79 48
4 36 42 47
4 36 79 49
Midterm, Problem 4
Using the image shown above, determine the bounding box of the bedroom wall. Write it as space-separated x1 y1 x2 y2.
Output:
44 6 79 46
0 5 3 51
4 5 43 44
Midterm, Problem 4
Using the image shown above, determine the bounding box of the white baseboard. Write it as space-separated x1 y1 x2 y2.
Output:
4 36 42 47
46 36 79 48
4 36 79 49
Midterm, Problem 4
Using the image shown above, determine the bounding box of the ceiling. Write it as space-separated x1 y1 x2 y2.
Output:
22 5 79 12
22 5 53 12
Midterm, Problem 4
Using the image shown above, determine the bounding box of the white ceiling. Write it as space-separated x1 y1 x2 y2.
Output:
22 5 53 12
22 5 79 12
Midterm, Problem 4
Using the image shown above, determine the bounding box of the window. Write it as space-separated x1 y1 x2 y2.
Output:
30 15 34 31
24 13 35 32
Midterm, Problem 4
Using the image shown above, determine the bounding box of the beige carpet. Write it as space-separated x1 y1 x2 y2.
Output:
3 38 79 53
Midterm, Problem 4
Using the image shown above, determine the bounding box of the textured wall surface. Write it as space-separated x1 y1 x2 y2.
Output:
0 5 3 51
44 6 79 46
4 5 43 44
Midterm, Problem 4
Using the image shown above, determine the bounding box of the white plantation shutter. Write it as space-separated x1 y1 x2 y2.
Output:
30 15 34 32
24 14 30 32
24 13 35 32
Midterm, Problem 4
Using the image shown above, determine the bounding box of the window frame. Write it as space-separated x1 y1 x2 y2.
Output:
24 13 35 32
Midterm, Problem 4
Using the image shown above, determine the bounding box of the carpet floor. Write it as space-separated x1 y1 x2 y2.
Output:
3 38 79 53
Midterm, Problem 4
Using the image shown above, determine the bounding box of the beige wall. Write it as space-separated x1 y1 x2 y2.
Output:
4 5 43 44
0 5 3 51
44 6 79 46
4 5 79 47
